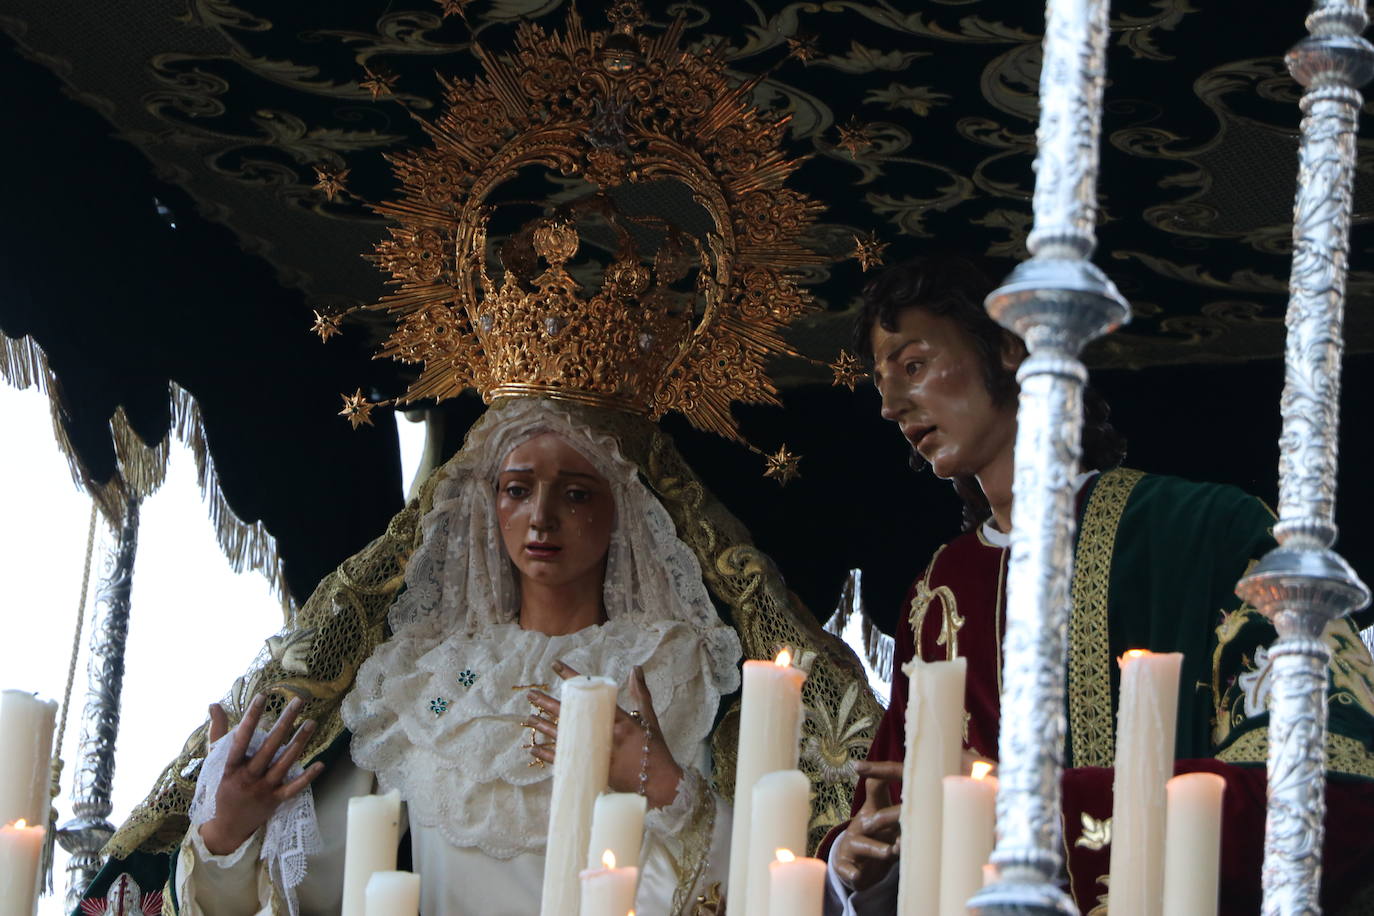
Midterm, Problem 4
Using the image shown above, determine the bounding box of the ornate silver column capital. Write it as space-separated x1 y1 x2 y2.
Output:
986 257 1129 353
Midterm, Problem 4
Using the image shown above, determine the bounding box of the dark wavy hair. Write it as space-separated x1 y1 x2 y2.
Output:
854 254 1128 530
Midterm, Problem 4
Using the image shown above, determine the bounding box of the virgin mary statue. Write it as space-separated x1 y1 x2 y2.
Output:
77 8 880 915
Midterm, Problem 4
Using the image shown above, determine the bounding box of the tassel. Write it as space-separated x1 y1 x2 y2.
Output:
41 756 64 896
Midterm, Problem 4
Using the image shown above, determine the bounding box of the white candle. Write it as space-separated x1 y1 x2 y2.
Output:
938 763 997 916
897 657 966 916
578 850 638 916
586 792 647 870
727 650 807 911
341 790 401 916
0 820 45 916
540 675 619 916
0 691 57 829
1108 650 1182 916
745 769 810 916
364 871 420 916
1162 772 1225 916
767 849 825 916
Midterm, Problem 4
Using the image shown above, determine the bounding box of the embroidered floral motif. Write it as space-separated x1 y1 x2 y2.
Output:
801 682 874 784
430 697 450 715
1075 812 1112 851
458 669 479 687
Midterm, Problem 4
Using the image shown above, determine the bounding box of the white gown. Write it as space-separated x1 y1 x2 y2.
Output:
178 619 733 915
179 753 729 916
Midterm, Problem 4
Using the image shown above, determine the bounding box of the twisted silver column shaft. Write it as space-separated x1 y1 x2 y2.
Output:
970 0 1126 912
58 501 140 911
1236 2 1373 912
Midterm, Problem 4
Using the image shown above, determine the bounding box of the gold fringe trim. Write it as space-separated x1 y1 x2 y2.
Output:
1 332 292 612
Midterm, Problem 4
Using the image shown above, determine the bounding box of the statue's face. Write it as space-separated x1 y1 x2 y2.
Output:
870 307 1019 482
496 432 615 593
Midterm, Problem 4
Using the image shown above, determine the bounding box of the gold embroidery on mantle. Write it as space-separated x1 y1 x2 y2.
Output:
1217 727 1374 779
909 545 948 659
1085 874 1110 916
1075 812 1112 851
935 591 965 661
1068 468 1145 767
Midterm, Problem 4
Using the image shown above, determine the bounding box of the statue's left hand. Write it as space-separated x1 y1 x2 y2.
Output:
525 661 685 809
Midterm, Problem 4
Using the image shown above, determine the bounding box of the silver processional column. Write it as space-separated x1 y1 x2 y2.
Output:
969 0 1128 913
1235 1 1373 913
59 500 140 909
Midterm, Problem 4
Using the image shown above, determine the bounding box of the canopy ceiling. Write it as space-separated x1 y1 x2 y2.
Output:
2 0 1372 630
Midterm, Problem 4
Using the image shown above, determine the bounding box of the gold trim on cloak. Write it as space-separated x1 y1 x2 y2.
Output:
1068 468 1145 768
1217 727 1374 780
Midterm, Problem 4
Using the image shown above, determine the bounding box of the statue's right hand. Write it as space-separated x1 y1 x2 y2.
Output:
831 759 904 893
198 694 325 856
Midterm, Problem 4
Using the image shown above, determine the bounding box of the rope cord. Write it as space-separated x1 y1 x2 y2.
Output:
51 501 98 798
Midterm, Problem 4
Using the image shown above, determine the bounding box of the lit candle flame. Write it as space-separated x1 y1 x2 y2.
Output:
775 848 796 863
971 761 994 781
774 648 792 667
601 849 617 869
12 819 27 829
1117 648 1154 670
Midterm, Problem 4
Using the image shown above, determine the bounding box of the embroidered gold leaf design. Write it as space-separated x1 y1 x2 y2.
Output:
266 627 316 675
1327 621 1374 717
802 682 876 784
820 41 929 74
1086 872 1110 916
1076 812 1112 851
863 82 952 116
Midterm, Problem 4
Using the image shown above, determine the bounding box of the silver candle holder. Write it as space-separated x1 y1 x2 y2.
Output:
969 0 1128 912
1235 1 1373 913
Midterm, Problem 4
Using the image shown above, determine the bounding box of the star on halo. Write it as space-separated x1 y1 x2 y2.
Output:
763 445 802 486
829 350 867 391
835 118 874 158
339 389 377 429
359 67 399 102
435 0 475 24
851 232 888 272
785 34 820 64
311 310 343 342
313 165 350 202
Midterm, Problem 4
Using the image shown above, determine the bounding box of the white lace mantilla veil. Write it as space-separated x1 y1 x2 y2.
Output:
341 397 742 858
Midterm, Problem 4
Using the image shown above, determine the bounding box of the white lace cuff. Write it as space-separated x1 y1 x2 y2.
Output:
189 823 261 869
644 767 707 838
188 725 322 916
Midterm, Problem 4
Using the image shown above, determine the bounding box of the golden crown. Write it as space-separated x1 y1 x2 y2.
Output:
356 4 824 441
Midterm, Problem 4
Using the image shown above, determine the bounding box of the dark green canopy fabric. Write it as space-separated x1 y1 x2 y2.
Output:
2 1 1373 628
